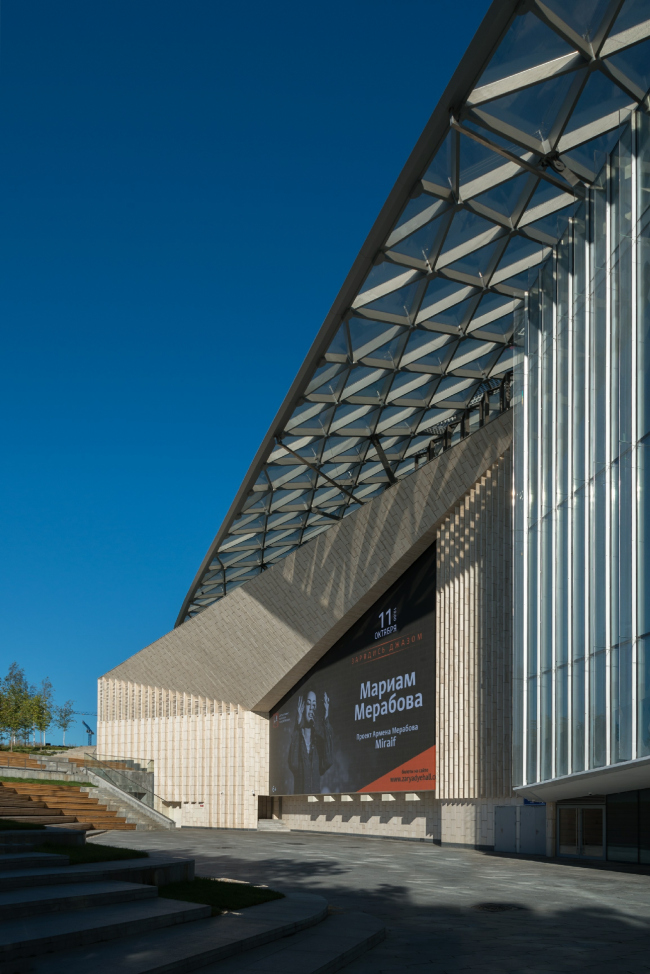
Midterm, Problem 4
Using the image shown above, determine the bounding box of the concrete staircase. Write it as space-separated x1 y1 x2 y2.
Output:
257 819 290 832
78 781 175 832
0 834 385 974
0 782 135 831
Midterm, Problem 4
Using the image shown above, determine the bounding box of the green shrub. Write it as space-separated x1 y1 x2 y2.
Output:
158 877 283 915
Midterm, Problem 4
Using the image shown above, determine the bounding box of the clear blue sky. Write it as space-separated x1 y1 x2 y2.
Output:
0 0 487 745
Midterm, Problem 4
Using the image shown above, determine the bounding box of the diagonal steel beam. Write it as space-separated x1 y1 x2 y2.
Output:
276 437 366 505
370 435 398 484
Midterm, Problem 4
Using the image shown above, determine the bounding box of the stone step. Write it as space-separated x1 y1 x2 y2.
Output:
198 911 385 974
0 853 69 871
0 812 76 825
0 855 194 890
0 828 85 852
0 880 156 920
0 896 210 965
25 891 328 974
257 819 290 832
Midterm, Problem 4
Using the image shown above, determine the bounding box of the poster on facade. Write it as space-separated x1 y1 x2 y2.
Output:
269 543 436 795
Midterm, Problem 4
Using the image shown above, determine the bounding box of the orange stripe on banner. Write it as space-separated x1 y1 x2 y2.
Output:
358 745 436 793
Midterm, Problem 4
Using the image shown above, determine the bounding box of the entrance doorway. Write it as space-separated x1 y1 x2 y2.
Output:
557 805 605 859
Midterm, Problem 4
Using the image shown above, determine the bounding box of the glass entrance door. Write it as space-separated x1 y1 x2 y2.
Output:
557 806 605 859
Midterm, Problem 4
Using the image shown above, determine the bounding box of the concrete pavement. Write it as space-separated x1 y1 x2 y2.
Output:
90 828 650 973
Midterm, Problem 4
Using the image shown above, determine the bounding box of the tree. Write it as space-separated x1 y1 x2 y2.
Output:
33 679 54 746
54 700 75 746
0 663 34 750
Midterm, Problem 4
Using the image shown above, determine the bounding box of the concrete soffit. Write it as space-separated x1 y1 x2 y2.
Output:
516 755 650 802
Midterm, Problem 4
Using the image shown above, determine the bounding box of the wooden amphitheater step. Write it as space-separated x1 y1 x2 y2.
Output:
0 754 46 770
0 785 135 831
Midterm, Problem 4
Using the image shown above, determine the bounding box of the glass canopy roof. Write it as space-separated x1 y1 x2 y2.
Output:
177 0 650 625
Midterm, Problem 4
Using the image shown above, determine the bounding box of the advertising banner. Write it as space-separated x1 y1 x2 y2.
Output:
269 543 435 795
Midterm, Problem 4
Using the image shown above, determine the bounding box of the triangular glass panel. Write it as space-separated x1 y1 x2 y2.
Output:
241 494 270 513
358 259 418 297
387 372 435 404
609 0 650 36
562 126 627 177
418 407 458 432
518 177 575 225
458 132 521 197
457 348 499 376
468 312 515 342
279 436 324 463
348 318 403 361
496 234 548 275
376 436 408 460
606 37 650 94
478 71 584 144
389 211 449 261
462 119 533 157
343 366 390 402
231 513 266 534
252 471 270 490
542 0 612 40
524 201 576 242
446 238 503 279
417 278 477 326
476 10 578 88
563 71 635 140
285 401 332 434
375 405 420 434
390 193 448 237
470 290 521 325
270 489 311 512
267 512 306 530
320 462 356 485
497 264 547 292
439 209 498 258
322 437 367 463
266 464 314 488
263 544 298 563
448 338 497 372
329 403 377 435
358 334 406 369
430 375 476 404
363 281 422 318
324 324 349 363
423 131 453 191
306 362 347 396
490 345 517 375
401 330 457 372
306 366 348 401
472 172 529 217
265 529 302 547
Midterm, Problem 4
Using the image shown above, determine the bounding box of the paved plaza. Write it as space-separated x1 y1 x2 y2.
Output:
92 828 650 973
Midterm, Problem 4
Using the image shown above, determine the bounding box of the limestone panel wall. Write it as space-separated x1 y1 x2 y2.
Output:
103 412 512 715
440 797 521 849
281 793 439 841
97 678 268 829
436 449 513 801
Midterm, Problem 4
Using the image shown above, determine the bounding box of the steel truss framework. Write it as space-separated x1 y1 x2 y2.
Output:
178 0 650 624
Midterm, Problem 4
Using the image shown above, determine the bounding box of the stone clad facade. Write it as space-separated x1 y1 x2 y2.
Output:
99 414 517 844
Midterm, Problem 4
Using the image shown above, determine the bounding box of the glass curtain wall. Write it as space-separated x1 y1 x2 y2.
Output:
514 109 650 786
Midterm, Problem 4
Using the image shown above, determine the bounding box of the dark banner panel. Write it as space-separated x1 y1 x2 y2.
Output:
269 543 436 796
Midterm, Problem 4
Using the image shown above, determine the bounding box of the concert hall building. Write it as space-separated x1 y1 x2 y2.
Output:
99 0 650 861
